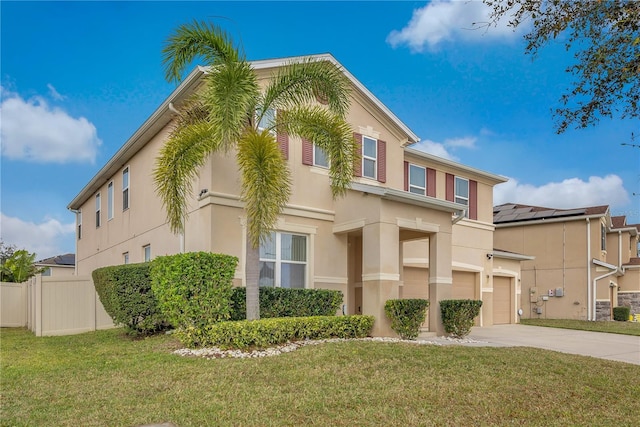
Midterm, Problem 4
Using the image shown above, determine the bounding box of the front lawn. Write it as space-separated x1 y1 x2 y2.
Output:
521 318 640 336
2 328 639 426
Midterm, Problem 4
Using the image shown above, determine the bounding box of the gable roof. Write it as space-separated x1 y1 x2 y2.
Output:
494 203 609 225
68 54 418 211
611 216 626 228
35 253 75 267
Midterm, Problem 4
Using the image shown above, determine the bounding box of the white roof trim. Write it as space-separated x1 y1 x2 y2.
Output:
593 259 617 270
405 147 507 184
492 250 535 261
350 182 466 215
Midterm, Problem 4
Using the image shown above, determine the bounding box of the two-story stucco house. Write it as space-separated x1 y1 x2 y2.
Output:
68 54 520 336
494 203 640 321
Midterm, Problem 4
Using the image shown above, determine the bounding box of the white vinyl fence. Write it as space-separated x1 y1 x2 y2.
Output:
0 275 113 336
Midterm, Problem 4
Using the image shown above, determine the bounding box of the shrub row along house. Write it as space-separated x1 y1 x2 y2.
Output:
494 204 640 321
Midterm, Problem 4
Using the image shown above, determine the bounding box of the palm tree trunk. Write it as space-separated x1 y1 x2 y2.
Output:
245 227 260 320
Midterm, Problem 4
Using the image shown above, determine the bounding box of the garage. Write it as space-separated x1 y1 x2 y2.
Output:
452 271 476 299
493 276 512 324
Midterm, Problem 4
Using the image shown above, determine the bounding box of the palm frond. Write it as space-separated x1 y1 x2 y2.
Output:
237 130 291 248
279 106 356 198
201 60 260 151
153 120 218 234
262 58 351 118
162 20 240 83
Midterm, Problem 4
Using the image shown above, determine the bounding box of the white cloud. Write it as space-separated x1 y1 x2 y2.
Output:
412 135 478 160
0 88 101 163
47 83 65 101
0 213 75 260
387 0 520 52
494 175 630 209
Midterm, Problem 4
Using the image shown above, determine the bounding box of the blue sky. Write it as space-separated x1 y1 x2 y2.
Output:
1 1 639 259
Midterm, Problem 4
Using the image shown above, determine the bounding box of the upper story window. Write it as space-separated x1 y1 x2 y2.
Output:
409 164 426 195
95 193 101 228
41 267 51 277
259 231 307 289
362 136 377 179
601 223 607 251
107 181 114 220
455 177 469 206
143 244 151 262
314 144 329 168
446 174 477 220
77 210 82 240
122 167 130 211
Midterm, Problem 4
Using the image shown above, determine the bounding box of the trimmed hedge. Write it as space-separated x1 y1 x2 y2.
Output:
150 252 238 331
384 299 429 340
613 306 630 321
92 263 169 336
230 287 343 320
177 315 375 349
440 299 483 338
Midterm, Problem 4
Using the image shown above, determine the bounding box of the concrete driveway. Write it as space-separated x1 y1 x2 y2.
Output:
462 324 640 365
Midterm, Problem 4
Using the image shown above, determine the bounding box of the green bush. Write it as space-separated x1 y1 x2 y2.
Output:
150 252 238 331
178 315 375 349
613 306 630 321
92 263 169 336
384 299 429 340
440 299 483 338
230 287 342 320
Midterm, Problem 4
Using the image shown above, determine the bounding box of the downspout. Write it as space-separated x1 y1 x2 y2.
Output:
618 230 622 272
586 218 592 320
452 209 467 225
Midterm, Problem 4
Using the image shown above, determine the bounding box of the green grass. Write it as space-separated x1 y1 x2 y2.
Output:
521 318 640 336
2 327 639 427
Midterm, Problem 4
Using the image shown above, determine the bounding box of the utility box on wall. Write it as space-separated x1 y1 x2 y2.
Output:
555 287 564 297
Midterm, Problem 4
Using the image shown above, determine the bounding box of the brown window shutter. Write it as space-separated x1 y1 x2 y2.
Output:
377 140 386 183
445 173 454 202
427 168 436 197
469 180 478 220
404 161 409 191
302 138 313 165
353 132 362 177
277 132 289 160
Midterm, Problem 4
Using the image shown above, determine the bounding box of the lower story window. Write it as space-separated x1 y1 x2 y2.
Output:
143 245 151 262
259 231 307 288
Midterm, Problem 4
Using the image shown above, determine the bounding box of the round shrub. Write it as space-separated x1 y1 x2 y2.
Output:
384 299 429 340
92 263 169 336
150 252 238 332
440 299 483 338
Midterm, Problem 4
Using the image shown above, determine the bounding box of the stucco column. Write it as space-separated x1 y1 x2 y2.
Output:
362 222 400 336
428 231 453 335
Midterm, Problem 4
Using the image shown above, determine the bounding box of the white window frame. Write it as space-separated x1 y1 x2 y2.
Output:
409 164 426 195
122 167 129 211
259 231 308 289
143 245 151 262
107 181 114 220
313 144 329 168
95 193 101 228
454 176 469 206
601 223 607 251
362 136 377 179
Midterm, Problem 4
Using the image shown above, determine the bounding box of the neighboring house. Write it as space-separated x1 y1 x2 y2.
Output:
494 204 640 321
34 253 76 277
68 54 521 336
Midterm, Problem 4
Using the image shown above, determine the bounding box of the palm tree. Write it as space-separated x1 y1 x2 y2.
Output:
154 21 357 320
